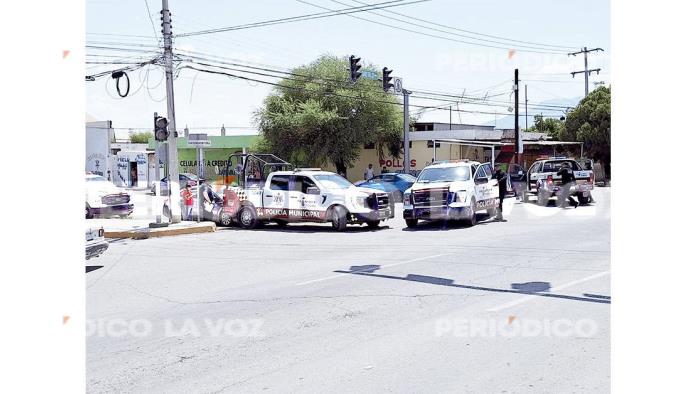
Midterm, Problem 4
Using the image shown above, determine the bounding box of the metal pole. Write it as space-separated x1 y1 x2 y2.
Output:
582 47 590 97
403 89 411 174
432 139 436 162
197 147 202 223
514 69 520 164
162 0 181 223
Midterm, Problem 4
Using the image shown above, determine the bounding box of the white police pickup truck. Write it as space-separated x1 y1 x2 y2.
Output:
402 160 499 228
524 157 595 205
222 168 394 231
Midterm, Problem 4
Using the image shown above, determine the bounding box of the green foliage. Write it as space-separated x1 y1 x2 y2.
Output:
130 131 153 144
527 115 565 140
254 54 403 173
562 86 611 174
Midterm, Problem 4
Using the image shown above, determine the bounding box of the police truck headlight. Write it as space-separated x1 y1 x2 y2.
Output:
351 195 368 208
456 191 468 202
403 192 412 205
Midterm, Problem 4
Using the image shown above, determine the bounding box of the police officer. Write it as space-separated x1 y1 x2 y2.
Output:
493 164 508 221
557 162 579 208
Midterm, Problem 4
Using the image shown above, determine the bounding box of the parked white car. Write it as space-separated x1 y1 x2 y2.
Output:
222 169 395 231
402 160 499 228
86 174 133 218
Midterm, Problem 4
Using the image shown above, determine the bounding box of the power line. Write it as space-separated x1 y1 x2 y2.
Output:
174 0 431 38
298 0 567 54
317 0 570 53
347 0 577 50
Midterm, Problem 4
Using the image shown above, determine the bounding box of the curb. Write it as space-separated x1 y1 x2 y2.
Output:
104 222 217 239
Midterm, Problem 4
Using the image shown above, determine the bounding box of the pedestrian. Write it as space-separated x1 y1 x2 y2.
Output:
493 164 508 221
557 163 579 208
181 184 194 220
364 163 374 180
381 165 388 175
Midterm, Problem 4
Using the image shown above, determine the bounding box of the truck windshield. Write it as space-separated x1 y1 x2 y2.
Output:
417 166 471 183
314 174 353 189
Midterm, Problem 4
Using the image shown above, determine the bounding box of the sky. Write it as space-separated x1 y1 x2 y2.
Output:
85 0 610 138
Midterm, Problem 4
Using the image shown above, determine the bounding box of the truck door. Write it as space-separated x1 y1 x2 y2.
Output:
289 175 322 221
473 163 496 209
264 174 291 218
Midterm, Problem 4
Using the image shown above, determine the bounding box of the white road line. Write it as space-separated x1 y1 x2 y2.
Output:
486 270 610 312
295 253 452 286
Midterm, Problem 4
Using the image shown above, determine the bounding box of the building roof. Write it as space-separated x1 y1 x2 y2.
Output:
409 129 549 142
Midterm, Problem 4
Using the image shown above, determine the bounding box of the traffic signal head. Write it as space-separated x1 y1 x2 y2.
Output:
154 116 169 142
382 67 393 92
349 55 362 83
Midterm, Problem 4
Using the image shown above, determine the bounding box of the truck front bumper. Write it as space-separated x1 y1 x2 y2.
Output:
351 207 394 222
403 205 472 221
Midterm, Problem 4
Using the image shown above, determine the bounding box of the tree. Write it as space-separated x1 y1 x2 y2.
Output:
527 115 565 140
561 86 611 177
254 55 403 174
130 131 153 144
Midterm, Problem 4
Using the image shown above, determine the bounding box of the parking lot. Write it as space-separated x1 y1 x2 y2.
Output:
87 188 610 393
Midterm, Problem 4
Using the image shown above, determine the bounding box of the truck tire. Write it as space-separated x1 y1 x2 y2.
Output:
238 205 259 229
330 206 348 232
465 199 478 226
405 218 418 228
86 204 94 219
219 211 233 227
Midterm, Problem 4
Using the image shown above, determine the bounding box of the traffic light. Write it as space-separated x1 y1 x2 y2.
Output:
154 116 169 142
349 55 362 83
382 67 393 92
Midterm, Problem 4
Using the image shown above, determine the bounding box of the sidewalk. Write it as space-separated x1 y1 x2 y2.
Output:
87 218 216 239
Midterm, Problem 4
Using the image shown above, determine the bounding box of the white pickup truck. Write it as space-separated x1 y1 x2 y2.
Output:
220 154 394 231
524 157 595 205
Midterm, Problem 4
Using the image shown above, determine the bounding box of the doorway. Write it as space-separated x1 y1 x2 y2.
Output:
129 162 138 187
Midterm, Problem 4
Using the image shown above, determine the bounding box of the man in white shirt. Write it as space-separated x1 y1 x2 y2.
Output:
364 163 374 180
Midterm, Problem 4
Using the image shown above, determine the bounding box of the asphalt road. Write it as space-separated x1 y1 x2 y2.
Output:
87 188 611 393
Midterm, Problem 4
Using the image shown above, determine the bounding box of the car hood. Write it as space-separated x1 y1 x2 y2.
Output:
353 186 388 196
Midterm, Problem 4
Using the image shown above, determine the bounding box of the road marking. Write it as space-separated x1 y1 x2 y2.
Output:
295 253 452 286
486 270 610 312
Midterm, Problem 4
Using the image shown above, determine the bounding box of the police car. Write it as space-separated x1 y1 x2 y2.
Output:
402 160 499 228
221 155 394 231
524 157 595 205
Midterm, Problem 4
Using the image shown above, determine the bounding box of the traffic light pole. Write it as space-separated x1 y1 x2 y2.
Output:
403 89 411 174
161 0 181 223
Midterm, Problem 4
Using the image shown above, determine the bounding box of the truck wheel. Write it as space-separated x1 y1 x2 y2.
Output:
86 204 93 219
366 220 380 229
405 219 418 228
238 205 259 229
330 206 348 231
219 211 233 227
465 199 478 226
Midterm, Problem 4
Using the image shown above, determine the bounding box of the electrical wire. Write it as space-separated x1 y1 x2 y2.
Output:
174 0 431 38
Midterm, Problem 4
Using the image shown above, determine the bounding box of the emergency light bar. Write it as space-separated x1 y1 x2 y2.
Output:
294 168 322 172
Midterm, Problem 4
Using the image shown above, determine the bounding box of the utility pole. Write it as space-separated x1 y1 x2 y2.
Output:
514 69 521 164
161 0 181 222
403 89 412 173
569 47 604 97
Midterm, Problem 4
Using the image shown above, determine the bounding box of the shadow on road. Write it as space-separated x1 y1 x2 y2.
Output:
218 223 391 234
333 267 610 305
401 214 494 232
86 265 104 273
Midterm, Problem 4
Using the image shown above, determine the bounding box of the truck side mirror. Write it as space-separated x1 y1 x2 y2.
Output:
306 186 321 195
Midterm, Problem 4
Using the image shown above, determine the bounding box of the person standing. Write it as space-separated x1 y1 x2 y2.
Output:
181 184 194 220
557 163 579 208
381 165 388 175
493 164 508 221
364 164 374 180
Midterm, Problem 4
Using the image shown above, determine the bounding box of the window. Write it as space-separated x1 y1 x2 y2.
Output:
270 175 290 191
427 141 441 148
382 175 396 182
314 174 353 189
482 164 493 178
417 166 471 183
292 175 319 194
